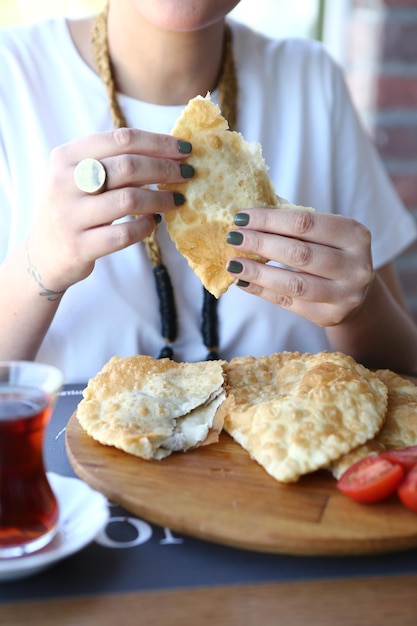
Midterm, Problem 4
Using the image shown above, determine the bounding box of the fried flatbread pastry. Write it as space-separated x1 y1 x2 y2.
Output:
330 369 417 478
76 355 227 460
222 351 388 483
159 94 311 299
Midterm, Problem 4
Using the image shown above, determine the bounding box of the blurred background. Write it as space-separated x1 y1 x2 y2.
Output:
0 0 350 66
0 0 326 38
1 0 417 320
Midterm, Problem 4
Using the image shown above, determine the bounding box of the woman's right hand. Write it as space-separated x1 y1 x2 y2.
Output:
26 127 193 294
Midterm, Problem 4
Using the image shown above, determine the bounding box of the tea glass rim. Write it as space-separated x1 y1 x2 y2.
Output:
0 360 64 395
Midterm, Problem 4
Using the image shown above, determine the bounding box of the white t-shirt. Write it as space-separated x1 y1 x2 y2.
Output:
0 17 415 382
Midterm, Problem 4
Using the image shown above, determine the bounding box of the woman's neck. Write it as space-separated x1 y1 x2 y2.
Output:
69 6 227 106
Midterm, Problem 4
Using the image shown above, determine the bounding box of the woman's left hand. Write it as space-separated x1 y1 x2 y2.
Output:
226 208 375 327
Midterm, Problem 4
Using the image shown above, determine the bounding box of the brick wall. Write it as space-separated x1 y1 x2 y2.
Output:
344 0 417 319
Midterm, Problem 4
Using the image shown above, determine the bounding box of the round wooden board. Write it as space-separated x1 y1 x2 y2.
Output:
66 411 417 556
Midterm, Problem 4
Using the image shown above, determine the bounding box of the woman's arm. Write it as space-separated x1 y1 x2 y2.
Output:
326 264 417 374
226 207 417 373
0 128 193 360
0 241 63 360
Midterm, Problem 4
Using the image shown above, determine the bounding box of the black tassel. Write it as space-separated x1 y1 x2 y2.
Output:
201 287 220 360
152 266 220 361
153 264 177 359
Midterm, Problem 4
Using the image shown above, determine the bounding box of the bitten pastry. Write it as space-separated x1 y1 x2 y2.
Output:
159 94 311 298
222 351 388 483
76 355 227 460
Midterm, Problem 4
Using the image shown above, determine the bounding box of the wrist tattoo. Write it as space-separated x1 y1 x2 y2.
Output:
26 240 66 302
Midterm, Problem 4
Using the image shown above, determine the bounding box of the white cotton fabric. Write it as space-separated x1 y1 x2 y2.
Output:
0 17 415 382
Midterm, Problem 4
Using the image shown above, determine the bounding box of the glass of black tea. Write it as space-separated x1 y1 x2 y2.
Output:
0 361 64 557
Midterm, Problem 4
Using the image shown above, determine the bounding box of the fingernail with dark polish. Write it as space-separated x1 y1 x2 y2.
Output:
173 192 185 206
227 260 244 274
177 140 192 154
237 279 250 288
226 231 244 245
180 163 195 179
154 213 162 224
234 212 250 226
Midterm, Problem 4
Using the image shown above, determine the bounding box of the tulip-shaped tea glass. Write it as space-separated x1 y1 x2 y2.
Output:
0 361 63 557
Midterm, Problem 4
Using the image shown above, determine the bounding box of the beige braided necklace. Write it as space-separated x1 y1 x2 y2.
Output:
91 4 238 360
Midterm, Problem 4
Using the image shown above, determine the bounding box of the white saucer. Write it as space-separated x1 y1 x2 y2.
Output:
0 472 109 581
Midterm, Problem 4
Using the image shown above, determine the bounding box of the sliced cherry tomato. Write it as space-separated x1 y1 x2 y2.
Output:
397 464 417 513
380 446 417 472
337 455 404 503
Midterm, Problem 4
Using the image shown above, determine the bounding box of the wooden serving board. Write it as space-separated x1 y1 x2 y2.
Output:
66 411 417 556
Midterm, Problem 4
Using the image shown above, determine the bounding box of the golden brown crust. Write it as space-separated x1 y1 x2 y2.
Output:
159 95 281 298
331 370 417 478
222 351 388 483
76 355 227 460
76 351 417 486
374 370 417 448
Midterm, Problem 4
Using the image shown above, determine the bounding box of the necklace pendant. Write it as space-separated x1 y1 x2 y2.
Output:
158 345 174 360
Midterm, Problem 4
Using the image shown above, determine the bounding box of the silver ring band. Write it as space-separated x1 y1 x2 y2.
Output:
74 158 107 194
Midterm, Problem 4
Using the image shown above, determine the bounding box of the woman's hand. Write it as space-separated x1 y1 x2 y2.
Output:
226 208 375 327
26 128 193 294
